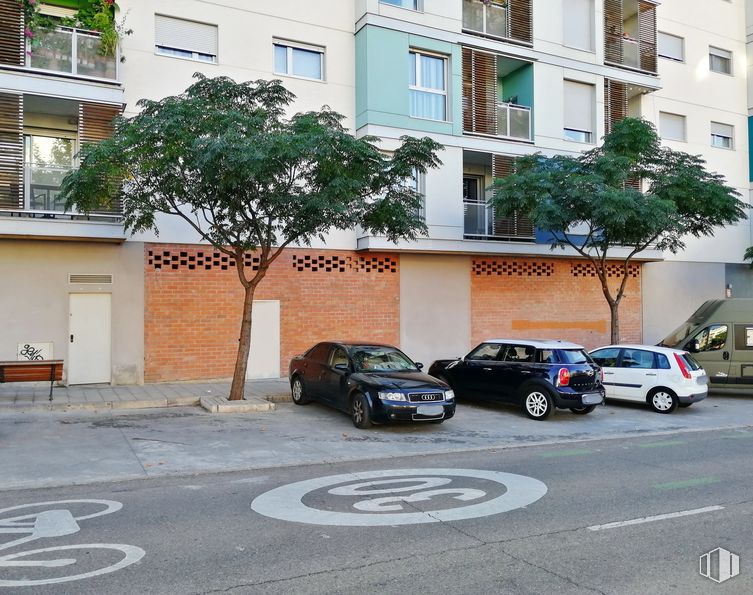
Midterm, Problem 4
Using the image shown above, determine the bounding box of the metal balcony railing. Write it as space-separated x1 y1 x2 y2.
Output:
27 27 118 81
463 201 535 241
497 102 532 141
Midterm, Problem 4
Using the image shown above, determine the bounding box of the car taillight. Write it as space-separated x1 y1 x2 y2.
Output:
599 367 604 383
557 368 570 387
674 353 692 379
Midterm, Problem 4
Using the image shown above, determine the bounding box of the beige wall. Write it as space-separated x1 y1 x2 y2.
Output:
400 254 471 366
0 240 144 384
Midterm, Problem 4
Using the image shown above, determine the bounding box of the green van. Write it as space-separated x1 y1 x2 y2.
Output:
660 299 753 391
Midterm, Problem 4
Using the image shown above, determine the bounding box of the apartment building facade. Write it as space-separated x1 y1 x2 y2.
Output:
0 0 749 385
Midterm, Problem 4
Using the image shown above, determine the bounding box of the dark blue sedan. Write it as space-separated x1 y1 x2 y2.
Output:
288 342 455 428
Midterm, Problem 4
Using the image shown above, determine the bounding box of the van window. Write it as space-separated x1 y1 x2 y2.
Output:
733 324 753 350
691 324 728 352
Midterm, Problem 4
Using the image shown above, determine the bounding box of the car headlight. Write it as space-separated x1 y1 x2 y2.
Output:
378 391 407 401
444 390 455 401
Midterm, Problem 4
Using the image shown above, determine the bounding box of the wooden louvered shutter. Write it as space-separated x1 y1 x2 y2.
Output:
462 48 498 136
638 1 657 73
0 0 24 67
604 0 623 65
491 154 534 239
0 93 24 210
604 79 627 135
78 102 123 215
509 0 532 45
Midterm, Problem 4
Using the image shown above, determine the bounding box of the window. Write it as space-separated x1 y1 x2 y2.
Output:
274 41 324 80
590 348 620 368
619 349 655 369
463 0 509 39
409 50 447 121
467 343 504 361
155 15 217 63
711 122 734 149
709 47 732 74
380 0 420 9
691 324 728 352
659 112 686 142
328 347 349 368
404 168 426 222
563 80 594 143
563 0 593 51
503 345 535 363
658 32 684 62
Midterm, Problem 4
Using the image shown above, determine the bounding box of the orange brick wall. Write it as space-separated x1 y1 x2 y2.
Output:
144 244 400 382
471 257 642 350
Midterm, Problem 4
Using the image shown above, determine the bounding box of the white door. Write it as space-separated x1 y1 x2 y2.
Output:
247 300 281 379
68 293 112 385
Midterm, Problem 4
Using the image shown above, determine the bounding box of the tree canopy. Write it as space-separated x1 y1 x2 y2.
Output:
61 74 443 399
490 117 747 342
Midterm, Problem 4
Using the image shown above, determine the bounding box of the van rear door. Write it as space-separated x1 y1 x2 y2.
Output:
683 324 731 386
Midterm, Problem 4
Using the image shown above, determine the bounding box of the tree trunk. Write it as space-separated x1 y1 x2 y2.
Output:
609 300 620 344
228 283 257 401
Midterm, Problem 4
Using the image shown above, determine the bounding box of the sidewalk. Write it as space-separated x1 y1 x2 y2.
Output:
0 378 291 412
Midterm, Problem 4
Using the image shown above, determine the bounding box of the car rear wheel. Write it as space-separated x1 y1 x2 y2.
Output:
291 376 311 405
522 387 554 420
648 388 678 414
351 392 372 429
570 405 596 415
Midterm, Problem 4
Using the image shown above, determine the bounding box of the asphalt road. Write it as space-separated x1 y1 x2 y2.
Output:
1 427 751 594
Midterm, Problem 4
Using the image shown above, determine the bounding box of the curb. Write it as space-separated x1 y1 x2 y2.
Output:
200 395 276 413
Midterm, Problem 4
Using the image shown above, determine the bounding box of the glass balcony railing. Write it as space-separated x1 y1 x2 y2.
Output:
25 163 74 212
622 37 640 69
462 0 509 39
27 27 117 81
497 103 532 141
463 201 535 240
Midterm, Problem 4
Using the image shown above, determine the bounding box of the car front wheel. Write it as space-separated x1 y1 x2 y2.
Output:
351 392 373 429
522 387 554 420
570 405 596 415
291 376 311 405
648 388 678 414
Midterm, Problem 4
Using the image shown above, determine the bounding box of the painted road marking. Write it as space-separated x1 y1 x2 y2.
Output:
587 506 725 531
653 477 720 491
251 468 547 527
637 440 687 449
539 449 594 458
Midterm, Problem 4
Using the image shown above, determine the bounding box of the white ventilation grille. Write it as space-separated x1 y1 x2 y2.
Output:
68 274 113 285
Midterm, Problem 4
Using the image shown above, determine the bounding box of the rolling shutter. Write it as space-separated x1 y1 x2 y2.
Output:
0 0 24 67
491 154 534 239
564 80 594 135
462 48 498 136
155 15 217 56
0 93 24 210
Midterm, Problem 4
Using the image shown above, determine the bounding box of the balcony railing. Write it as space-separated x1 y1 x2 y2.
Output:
497 103 532 141
462 0 509 39
27 27 117 81
463 201 535 241
25 163 72 212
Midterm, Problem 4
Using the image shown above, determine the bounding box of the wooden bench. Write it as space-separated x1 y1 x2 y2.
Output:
0 360 64 401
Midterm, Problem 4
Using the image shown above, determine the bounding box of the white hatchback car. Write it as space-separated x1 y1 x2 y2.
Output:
589 344 708 413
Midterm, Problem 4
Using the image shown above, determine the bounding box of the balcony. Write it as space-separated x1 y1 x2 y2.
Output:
463 0 509 39
27 27 118 81
497 102 531 141
604 0 658 74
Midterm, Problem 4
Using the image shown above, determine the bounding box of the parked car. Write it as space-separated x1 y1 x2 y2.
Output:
659 299 753 393
429 339 604 420
288 342 455 429
589 344 707 413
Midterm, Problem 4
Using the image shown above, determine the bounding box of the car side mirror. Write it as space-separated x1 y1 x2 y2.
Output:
415 362 424 370
687 340 700 353
334 363 349 372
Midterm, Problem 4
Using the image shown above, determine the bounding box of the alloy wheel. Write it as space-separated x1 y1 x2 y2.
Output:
525 392 549 417
352 398 364 424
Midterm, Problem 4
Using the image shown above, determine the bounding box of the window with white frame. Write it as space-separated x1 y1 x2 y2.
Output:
710 122 734 149
563 80 594 143
658 32 684 62
709 47 732 74
380 0 420 10
155 15 217 63
274 41 324 80
404 168 426 221
409 50 447 121
563 0 594 51
659 112 686 142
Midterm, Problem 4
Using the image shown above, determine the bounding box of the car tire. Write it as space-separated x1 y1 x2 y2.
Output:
570 405 596 415
521 386 554 420
291 376 311 405
648 388 678 414
351 392 372 429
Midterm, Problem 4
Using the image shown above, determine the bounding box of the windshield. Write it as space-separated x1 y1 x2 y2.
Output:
351 346 417 372
660 321 695 347
558 349 590 364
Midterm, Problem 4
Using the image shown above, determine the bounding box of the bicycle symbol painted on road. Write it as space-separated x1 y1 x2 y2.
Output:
0 499 145 587
251 468 547 526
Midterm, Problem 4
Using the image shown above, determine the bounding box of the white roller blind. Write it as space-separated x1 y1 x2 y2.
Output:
658 32 683 61
659 112 686 141
155 15 217 55
564 0 593 51
711 122 733 137
563 80 594 132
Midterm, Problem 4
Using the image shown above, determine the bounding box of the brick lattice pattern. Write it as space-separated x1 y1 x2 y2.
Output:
570 262 641 278
473 260 554 277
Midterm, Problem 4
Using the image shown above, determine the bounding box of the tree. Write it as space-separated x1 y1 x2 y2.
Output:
490 118 747 343
60 74 442 400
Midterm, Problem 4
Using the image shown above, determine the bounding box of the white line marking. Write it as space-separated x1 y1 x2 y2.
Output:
587 505 724 531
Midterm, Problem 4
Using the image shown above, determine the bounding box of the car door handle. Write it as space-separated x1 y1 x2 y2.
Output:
723 351 730 360
483 367 492 371
645 373 657 376
520 370 531 374
604 371 614 375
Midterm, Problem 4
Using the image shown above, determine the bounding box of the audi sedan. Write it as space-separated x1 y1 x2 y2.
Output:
429 339 604 420
288 342 456 429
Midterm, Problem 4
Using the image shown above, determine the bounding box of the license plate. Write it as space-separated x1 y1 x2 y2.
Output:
417 404 444 416
582 393 603 405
